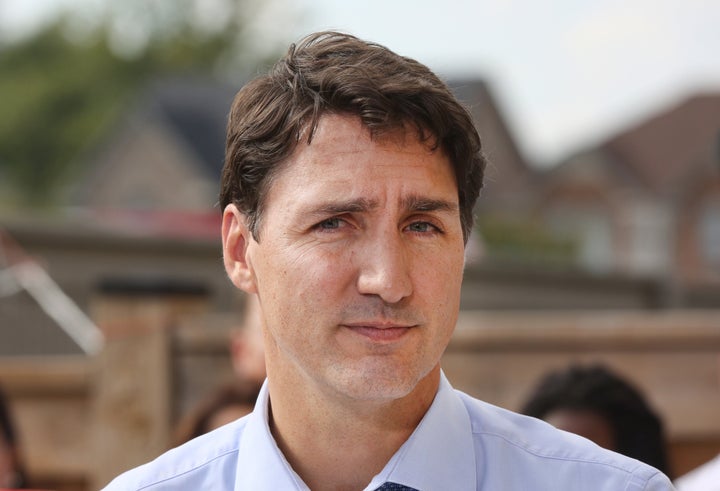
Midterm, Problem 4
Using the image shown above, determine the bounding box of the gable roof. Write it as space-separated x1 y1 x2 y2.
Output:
450 79 531 176
603 93 720 195
68 76 240 210
139 77 239 181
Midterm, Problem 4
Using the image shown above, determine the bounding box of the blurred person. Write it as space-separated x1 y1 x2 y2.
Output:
0 387 28 489
675 455 720 491
521 363 672 478
229 294 266 384
103 31 673 490
173 381 262 446
674 355 720 491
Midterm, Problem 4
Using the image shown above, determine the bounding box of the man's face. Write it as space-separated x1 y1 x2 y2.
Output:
224 114 466 402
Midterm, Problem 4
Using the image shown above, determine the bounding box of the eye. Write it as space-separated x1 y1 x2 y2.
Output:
315 217 343 230
406 221 439 234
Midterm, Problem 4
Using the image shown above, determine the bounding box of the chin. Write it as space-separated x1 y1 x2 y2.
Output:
330 361 435 402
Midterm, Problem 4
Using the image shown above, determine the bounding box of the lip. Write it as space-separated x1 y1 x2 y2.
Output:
342 322 416 342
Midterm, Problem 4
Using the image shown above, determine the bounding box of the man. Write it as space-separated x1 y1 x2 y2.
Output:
103 31 674 490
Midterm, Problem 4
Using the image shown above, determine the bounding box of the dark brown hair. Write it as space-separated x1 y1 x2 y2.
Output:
220 31 486 243
0 387 28 488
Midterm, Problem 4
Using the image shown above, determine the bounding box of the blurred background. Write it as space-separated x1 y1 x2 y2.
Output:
0 0 718 489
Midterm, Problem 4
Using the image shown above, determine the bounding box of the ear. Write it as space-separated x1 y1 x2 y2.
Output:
222 204 258 293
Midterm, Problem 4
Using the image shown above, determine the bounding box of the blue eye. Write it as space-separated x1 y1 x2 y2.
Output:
317 218 342 230
407 222 435 233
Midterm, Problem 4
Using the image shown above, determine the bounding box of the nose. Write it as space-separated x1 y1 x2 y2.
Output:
356 233 413 304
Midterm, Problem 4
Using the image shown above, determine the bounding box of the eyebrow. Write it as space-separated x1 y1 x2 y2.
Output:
306 195 458 217
401 195 459 214
309 198 378 216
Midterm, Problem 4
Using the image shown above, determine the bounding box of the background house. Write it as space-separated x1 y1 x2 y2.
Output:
68 77 239 212
451 79 536 216
537 93 720 290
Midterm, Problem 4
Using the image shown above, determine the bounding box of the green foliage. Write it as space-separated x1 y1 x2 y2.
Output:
0 3 261 207
1 26 125 205
477 215 578 268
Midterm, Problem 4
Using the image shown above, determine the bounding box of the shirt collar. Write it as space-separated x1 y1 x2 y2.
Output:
235 372 476 491
234 380 308 490
364 371 476 491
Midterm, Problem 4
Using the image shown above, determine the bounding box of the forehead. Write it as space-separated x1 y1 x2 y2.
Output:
264 114 457 205
297 114 450 172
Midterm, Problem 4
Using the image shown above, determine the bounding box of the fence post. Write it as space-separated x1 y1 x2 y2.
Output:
89 278 208 489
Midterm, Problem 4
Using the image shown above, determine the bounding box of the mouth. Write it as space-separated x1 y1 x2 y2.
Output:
341 322 416 342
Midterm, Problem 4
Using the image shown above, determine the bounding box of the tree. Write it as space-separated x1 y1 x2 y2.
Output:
0 0 279 207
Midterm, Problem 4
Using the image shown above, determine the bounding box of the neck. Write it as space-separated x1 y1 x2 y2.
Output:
266 361 440 491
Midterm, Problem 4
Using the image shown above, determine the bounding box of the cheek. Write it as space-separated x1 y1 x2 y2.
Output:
421 246 464 292
423 249 464 328
291 245 355 289
264 246 352 322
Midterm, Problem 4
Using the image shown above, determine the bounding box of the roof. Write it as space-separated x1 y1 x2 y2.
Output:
603 93 720 195
143 77 239 181
450 79 531 176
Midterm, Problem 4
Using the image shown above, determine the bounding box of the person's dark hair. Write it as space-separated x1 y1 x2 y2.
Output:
0 387 28 488
520 364 672 477
0 389 17 448
220 31 486 243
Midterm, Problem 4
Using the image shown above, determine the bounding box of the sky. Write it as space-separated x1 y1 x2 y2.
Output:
2 0 720 166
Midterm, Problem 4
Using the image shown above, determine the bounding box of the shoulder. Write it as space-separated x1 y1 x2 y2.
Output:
455 391 674 490
102 417 248 491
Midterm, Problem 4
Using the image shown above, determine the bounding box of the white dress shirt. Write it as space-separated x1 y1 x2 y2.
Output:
103 372 674 490
675 454 720 491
